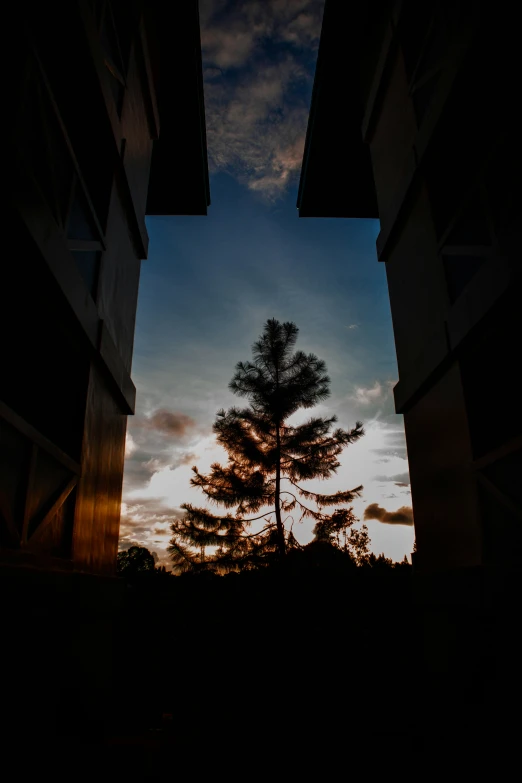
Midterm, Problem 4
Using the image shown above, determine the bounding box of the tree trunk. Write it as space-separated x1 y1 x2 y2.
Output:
274 357 286 560
275 422 286 559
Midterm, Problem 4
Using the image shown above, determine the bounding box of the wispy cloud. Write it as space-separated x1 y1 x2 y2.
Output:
352 380 384 406
374 472 410 486
200 0 324 198
350 379 397 407
363 503 414 526
370 427 408 461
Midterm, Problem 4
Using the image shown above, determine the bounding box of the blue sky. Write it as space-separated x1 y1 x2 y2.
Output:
120 0 414 564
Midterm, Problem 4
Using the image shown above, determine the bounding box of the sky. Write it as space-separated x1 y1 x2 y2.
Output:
120 0 415 566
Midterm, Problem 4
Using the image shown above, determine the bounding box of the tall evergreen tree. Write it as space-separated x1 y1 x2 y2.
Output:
169 319 364 574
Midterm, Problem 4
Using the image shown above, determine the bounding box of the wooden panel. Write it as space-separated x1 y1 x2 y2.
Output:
478 481 522 567
0 413 80 557
72 364 127 575
385 184 449 379
476 473 522 522
369 46 418 221
145 0 210 216
28 482 77 557
459 292 522 461
10 148 101 356
404 362 481 571
296 1 379 219
74 0 150 257
21 444 39 544
25 451 73 540
120 35 155 223
138 18 160 140
98 321 136 414
5 0 211 577
96 185 142 373
0 510 20 549
0 401 82 476
0 417 31 544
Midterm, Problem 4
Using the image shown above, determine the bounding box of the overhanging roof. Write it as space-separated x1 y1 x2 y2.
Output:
146 0 210 216
297 0 378 219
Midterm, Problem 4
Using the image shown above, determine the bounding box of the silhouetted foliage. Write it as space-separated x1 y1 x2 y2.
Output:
286 539 358 573
117 545 156 577
155 565 172 576
312 507 371 563
169 319 364 574
357 552 412 570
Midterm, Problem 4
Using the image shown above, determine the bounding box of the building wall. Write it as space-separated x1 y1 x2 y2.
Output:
369 45 416 222
2 1 160 576
72 365 128 574
296 0 521 690
404 363 481 570
97 174 143 373
384 183 448 379
362 2 522 572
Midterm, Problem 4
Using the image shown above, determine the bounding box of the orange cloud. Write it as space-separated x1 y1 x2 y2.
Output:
145 409 196 438
363 503 414 526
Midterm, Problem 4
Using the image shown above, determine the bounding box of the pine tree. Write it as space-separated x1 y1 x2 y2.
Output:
168 319 364 574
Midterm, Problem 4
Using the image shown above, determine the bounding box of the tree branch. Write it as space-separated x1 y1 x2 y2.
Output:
240 523 276 540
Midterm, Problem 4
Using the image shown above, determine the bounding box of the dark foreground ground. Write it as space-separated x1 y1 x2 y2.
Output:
4 563 521 776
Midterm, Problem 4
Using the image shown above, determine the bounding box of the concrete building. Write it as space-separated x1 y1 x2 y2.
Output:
2 0 209 743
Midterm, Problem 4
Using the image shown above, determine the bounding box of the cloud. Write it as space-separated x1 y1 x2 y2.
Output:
350 379 398 408
144 409 196 438
118 498 188 569
373 472 410 485
353 381 383 405
201 1 323 67
119 498 182 543
371 428 408 460
346 324 359 330
204 66 223 80
122 410 199 493
200 0 325 198
153 524 171 536
123 448 183 491
363 503 414 526
204 58 309 199
125 432 137 458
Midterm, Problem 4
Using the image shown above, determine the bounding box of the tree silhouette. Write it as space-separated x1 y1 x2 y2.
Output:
312 508 371 564
117 545 156 576
169 319 364 574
